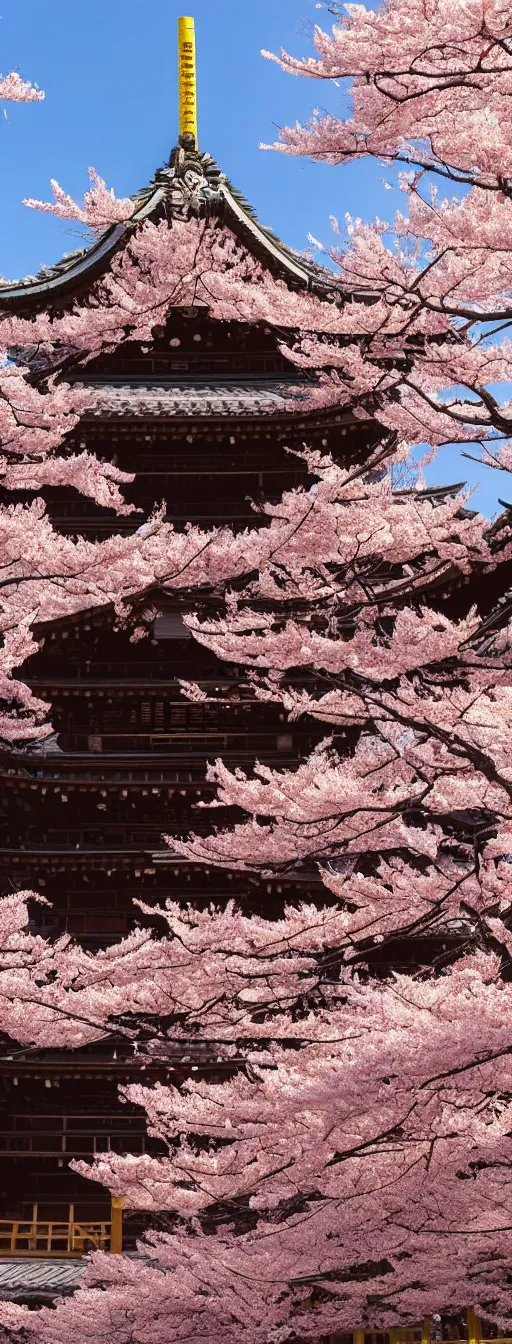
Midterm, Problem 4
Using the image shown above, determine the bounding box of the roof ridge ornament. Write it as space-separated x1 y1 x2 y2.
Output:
167 148 222 220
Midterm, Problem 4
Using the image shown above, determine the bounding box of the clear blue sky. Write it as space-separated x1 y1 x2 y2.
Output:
0 0 503 517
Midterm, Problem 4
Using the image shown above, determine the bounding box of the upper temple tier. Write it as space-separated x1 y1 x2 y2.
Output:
0 145 344 306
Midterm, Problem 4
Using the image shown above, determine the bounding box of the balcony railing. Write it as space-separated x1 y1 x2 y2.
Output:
0 1198 123 1256
0 1219 110 1255
321 1319 509 1344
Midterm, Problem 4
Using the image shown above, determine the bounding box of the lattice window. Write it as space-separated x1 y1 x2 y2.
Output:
153 613 191 640
170 706 187 728
189 706 204 728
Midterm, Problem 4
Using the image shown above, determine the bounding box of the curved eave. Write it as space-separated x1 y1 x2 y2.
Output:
0 186 166 306
218 181 314 289
0 164 337 310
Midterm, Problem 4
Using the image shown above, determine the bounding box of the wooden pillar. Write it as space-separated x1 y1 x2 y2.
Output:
30 1203 38 1253
422 1320 431 1344
354 1330 365 1344
467 1310 482 1344
110 1197 123 1254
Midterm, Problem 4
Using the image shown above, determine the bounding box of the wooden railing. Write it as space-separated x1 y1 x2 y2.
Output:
325 1317 510 1344
0 1198 123 1256
298 1314 512 1344
0 1220 110 1255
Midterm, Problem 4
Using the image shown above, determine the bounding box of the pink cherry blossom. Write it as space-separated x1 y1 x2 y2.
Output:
6 7 512 1334
0 72 43 102
23 168 135 230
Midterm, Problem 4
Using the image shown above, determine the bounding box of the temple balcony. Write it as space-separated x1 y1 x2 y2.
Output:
1 744 308 787
25 669 255 686
65 420 377 473
328 1319 512 1344
0 1202 123 1257
44 730 312 756
3 819 221 852
323 1323 508 1344
2 756 218 782
0 846 176 875
0 1053 227 1258
19 677 322 759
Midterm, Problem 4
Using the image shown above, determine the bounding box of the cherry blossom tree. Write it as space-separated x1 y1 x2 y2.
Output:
7 4 512 1337
2 446 512 1340
259 0 512 476
6 871 512 1340
2 306 512 1340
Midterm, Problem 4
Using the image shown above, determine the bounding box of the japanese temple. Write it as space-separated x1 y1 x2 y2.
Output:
0 23 507 1344
0 127 370 1263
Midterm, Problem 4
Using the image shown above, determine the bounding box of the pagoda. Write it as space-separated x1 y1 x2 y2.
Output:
0 21 502 1324
0 49 381 1294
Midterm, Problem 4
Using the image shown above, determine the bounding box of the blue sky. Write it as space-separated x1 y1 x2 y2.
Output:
0 0 503 517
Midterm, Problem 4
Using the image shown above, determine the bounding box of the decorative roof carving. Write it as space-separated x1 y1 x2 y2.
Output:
166 144 223 220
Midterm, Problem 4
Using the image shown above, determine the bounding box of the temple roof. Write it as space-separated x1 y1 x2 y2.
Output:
0 148 339 307
76 375 311 419
0 1258 86 1298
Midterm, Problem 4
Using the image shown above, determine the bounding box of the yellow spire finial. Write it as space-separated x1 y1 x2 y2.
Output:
178 16 198 149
